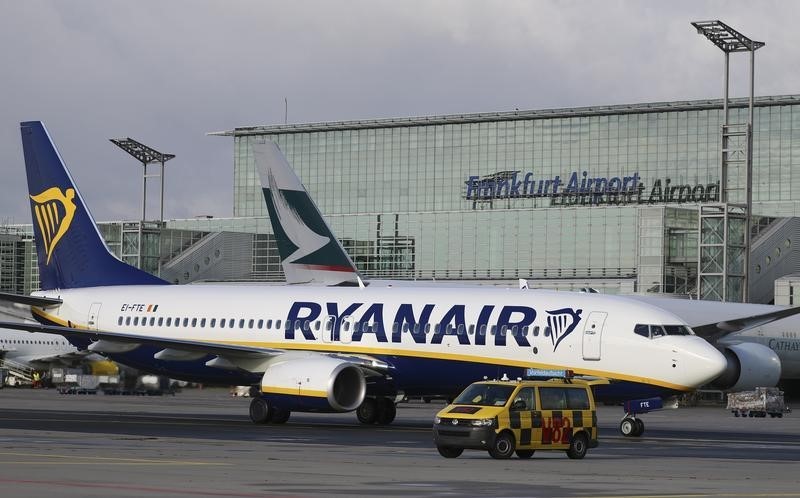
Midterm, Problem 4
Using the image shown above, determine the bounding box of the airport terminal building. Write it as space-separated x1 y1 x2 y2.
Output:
4 95 800 303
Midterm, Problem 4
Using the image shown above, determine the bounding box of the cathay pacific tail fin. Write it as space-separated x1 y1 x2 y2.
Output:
252 141 361 286
20 121 168 289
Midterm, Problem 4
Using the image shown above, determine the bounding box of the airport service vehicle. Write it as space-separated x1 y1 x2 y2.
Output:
0 122 755 428
433 370 606 459
727 387 788 418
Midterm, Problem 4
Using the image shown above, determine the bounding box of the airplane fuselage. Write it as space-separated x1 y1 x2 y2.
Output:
32 284 726 399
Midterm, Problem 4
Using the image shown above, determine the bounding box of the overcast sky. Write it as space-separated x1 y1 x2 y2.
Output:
0 1 797 225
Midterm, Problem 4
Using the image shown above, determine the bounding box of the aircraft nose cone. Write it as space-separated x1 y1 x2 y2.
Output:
691 339 728 386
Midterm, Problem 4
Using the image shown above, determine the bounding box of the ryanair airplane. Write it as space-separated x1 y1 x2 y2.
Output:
0 121 768 428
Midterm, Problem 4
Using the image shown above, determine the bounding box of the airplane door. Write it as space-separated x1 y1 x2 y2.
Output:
582 311 606 361
87 302 102 330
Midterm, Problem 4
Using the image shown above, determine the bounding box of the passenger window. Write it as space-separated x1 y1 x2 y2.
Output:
210 318 216 327
479 324 486 336
532 325 539 337
267 319 273 329
276 320 282 330
200 318 206 328
174 318 180 327
126 317 131 326
634 324 650 338
158 317 163 326
133 317 139 326
468 324 475 335
229 319 235 328
166 317 171 326
239 319 245 329
191 318 197 327
117 316 123 326
182 318 189 327
248 319 254 329
258 319 264 329
219 319 225 329
511 387 535 411
149 317 155 326
491 325 497 336
539 387 568 410
566 388 590 410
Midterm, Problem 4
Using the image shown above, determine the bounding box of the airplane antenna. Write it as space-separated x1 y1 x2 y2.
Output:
284 98 288 124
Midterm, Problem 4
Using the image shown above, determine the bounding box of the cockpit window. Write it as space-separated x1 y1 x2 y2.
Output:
634 324 693 339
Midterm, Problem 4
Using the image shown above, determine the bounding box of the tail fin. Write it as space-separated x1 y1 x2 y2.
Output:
21 121 168 290
252 141 361 286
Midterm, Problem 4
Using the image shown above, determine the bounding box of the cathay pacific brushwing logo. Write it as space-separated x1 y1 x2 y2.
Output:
30 187 76 265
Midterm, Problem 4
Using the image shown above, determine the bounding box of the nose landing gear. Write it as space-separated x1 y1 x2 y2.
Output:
619 397 665 437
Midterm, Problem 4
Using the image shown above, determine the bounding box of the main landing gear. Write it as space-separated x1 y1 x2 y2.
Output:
249 397 291 425
356 396 397 425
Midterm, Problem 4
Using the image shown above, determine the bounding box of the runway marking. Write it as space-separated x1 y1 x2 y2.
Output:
0 478 295 497
0 451 228 466
577 494 800 498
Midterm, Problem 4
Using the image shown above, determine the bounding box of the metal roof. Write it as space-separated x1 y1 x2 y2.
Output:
209 94 800 137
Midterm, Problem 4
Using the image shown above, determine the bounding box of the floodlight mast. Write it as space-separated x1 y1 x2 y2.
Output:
691 20 764 302
110 138 175 271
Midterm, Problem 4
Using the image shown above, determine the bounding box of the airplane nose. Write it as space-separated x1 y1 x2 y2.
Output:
687 338 728 386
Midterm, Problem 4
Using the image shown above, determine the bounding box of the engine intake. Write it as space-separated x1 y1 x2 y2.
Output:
711 342 781 391
260 354 366 412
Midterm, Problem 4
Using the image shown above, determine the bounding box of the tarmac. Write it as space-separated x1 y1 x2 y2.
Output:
0 387 798 498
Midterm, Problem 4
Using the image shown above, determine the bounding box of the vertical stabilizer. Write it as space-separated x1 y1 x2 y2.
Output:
252 142 361 286
20 121 168 290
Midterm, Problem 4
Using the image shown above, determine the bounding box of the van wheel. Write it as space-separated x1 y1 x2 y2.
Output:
567 432 588 459
437 446 463 458
488 431 516 459
515 449 535 459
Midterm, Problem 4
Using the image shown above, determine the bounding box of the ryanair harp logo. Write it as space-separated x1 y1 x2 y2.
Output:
30 187 77 264
545 308 583 351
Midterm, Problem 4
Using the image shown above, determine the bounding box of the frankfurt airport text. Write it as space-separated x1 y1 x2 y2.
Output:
465 170 721 206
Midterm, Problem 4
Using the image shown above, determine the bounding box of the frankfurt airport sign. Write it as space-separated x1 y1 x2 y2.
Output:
464 171 720 206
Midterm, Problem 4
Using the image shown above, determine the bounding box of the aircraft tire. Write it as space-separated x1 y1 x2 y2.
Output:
249 397 273 424
271 408 291 424
356 397 378 424
634 418 645 437
619 417 636 437
376 397 397 425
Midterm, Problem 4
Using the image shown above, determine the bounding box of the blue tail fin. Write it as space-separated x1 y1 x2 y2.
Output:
21 121 168 289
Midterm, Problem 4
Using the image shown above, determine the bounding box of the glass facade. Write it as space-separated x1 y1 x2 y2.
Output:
226 96 800 292
7 95 800 299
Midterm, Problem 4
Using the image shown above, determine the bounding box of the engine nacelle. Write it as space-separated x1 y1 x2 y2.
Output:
260 354 366 412
711 342 782 391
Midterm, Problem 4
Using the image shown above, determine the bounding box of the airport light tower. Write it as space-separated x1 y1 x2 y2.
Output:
691 20 764 302
110 138 175 272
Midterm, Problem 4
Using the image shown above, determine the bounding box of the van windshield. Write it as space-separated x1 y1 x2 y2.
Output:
453 384 517 407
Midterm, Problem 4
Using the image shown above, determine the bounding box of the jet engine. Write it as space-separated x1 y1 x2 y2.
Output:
259 354 366 412
711 342 781 391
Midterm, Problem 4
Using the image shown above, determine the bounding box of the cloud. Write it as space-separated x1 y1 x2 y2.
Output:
0 0 797 225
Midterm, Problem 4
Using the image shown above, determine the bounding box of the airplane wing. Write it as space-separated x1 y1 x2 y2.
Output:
691 305 800 343
0 320 391 375
0 291 62 308
625 295 800 343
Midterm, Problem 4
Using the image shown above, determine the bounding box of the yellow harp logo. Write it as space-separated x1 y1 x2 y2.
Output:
30 187 77 265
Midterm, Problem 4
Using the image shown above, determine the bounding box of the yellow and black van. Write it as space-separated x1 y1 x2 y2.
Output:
433 371 607 459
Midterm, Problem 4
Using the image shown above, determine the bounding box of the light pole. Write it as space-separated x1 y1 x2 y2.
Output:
691 20 764 302
110 138 175 273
